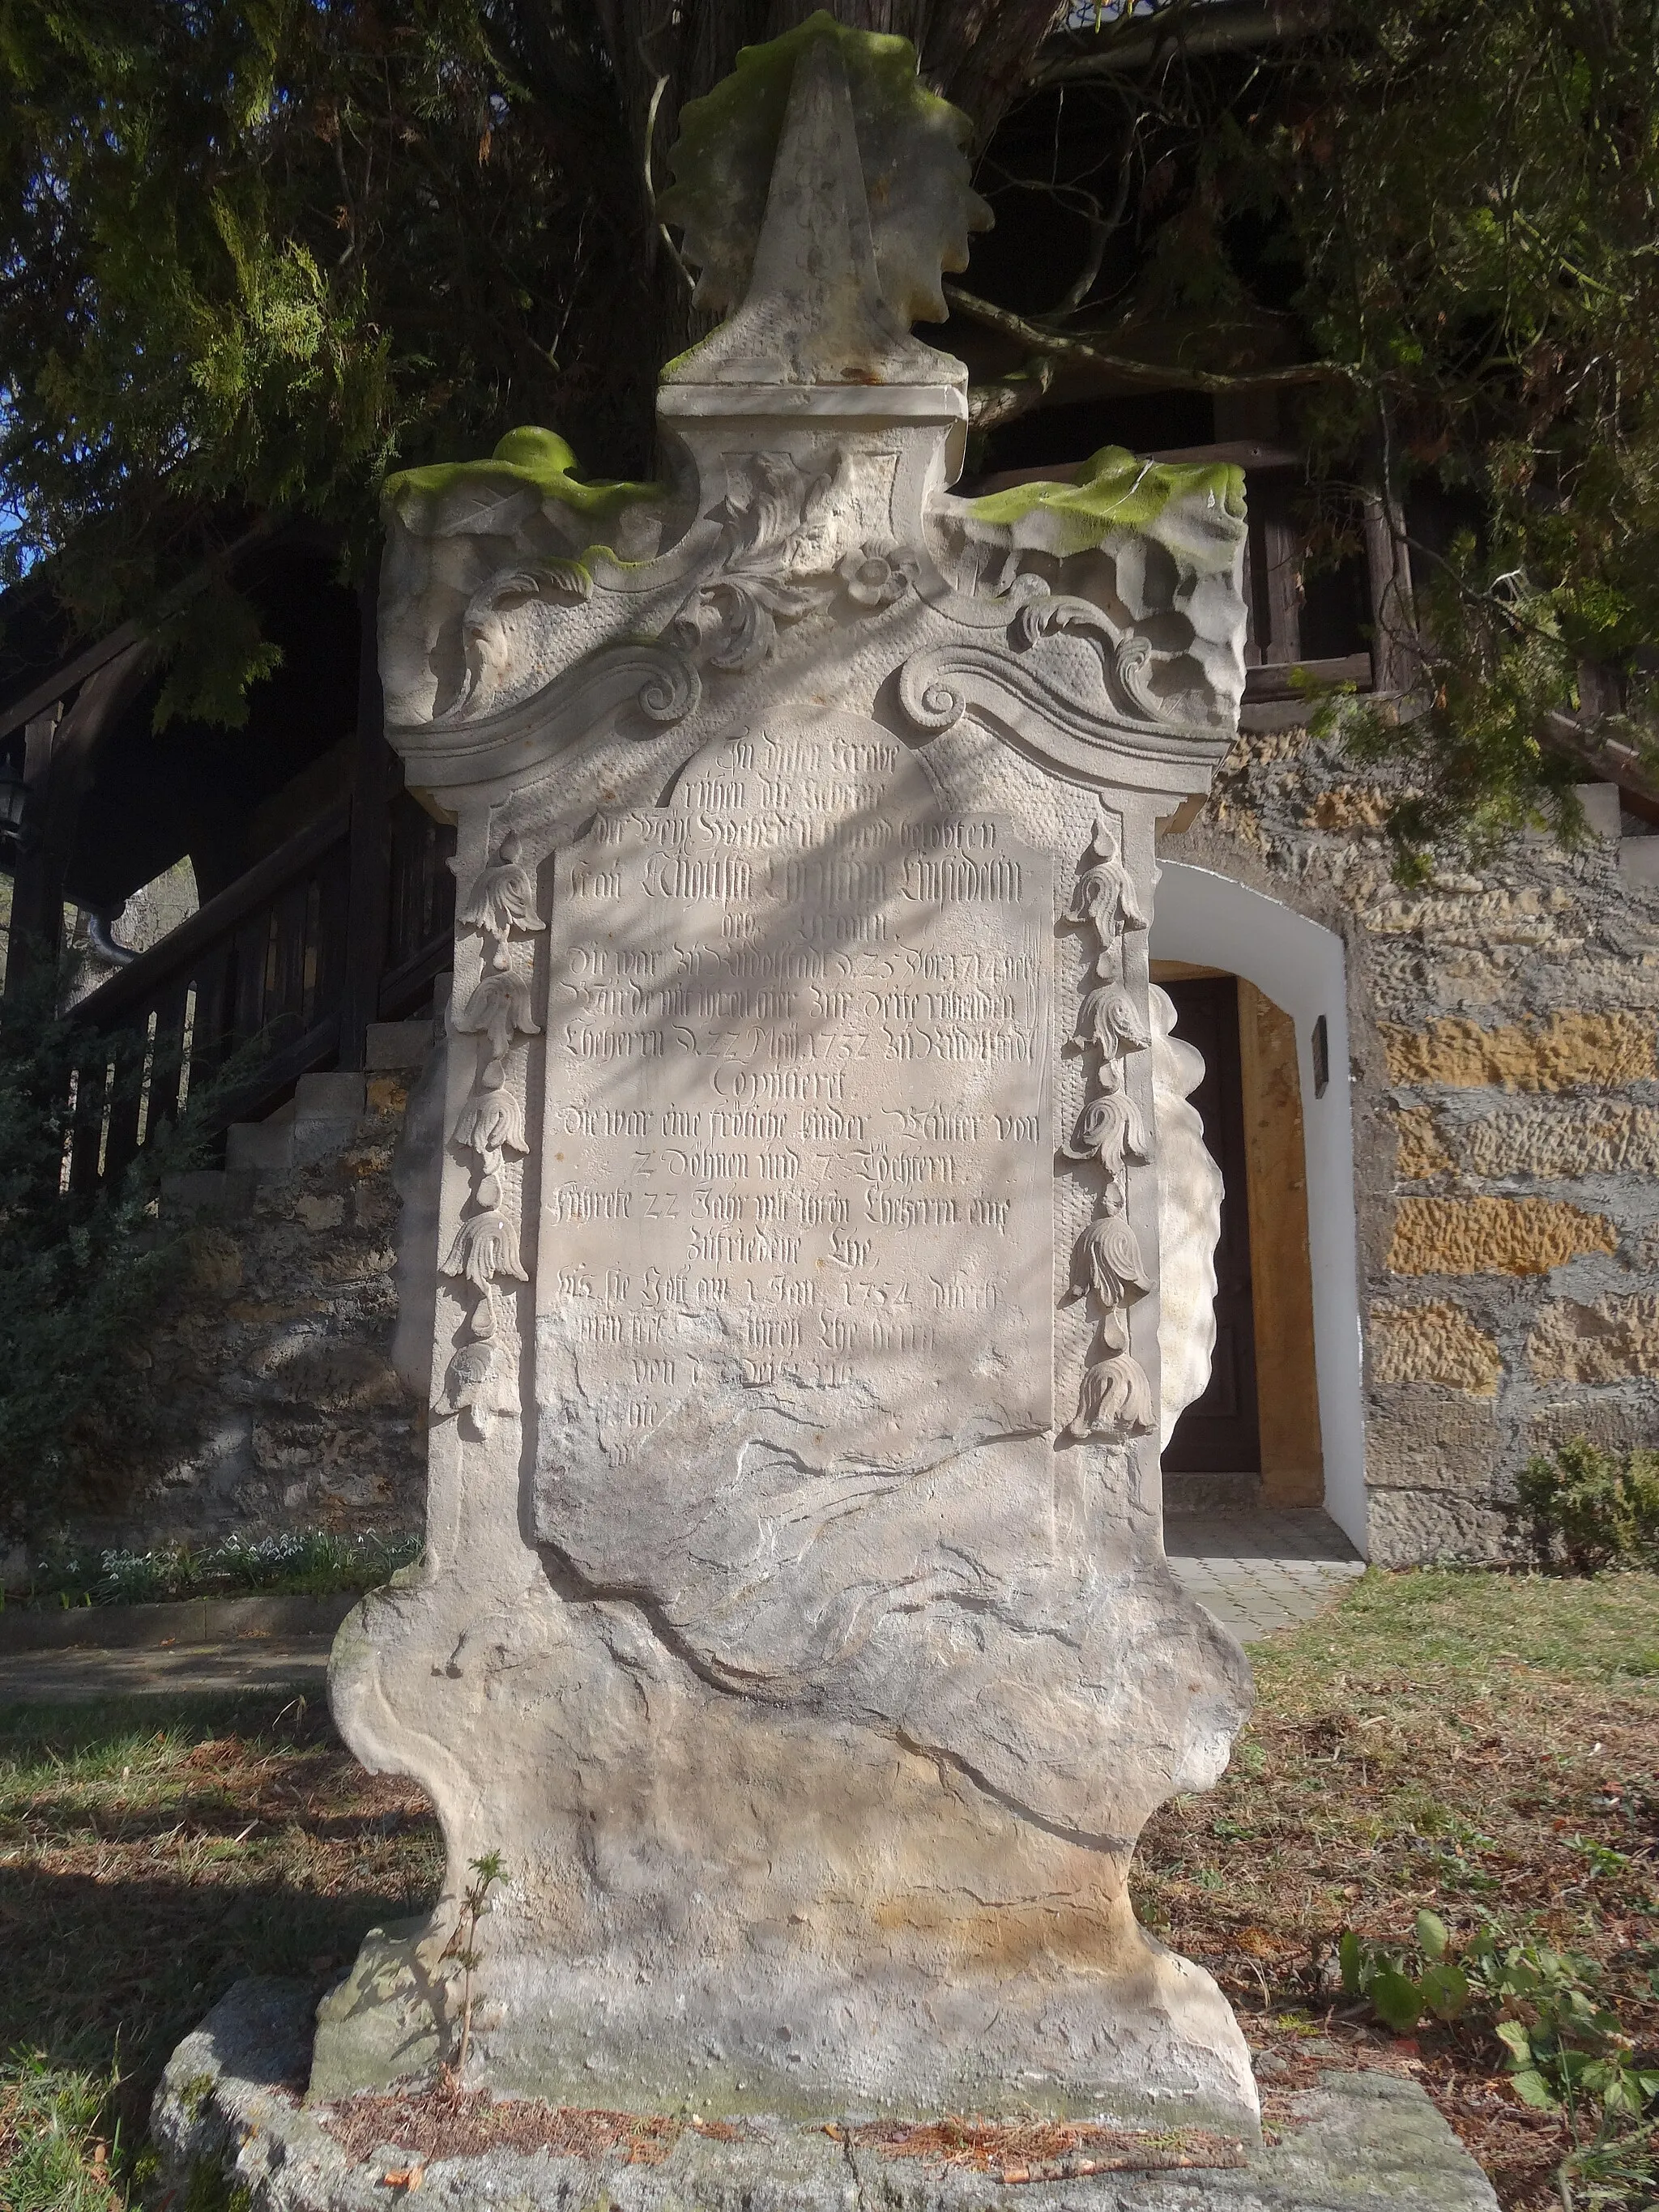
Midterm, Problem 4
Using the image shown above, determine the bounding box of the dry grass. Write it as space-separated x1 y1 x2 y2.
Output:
1134 1568 1659 2210
0 1570 1653 2210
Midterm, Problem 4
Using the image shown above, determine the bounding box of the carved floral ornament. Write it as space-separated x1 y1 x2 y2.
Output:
441 827 544 1434
663 447 922 678
1062 810 1157 1443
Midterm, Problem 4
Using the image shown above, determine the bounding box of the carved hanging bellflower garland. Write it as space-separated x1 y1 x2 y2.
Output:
1063 812 1156 1441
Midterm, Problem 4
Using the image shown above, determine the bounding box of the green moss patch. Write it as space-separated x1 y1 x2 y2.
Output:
969 445 1245 556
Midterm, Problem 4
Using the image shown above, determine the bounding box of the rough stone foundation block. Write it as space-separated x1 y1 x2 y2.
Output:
154 1980 1500 2212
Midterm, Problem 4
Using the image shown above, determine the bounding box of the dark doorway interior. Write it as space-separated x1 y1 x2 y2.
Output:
1161 975 1262 1474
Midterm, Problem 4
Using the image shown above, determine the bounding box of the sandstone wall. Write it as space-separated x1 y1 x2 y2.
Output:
1165 731 1659 1563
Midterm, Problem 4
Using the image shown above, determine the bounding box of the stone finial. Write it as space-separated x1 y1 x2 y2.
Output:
663 10 995 340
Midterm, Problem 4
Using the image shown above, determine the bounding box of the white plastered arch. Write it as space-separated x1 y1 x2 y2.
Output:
1150 862 1368 1554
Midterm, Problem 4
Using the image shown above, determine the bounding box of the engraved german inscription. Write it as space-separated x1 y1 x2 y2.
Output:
538 718 1054 1463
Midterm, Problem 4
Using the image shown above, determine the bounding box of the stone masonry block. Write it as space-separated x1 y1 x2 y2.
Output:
1364 1383 1499 1489
1528 1294 1659 1383
1380 1010 1656 1090
1367 1488 1515 1568
225 1119 295 1177
1392 1106 1451 1181
1445 1098 1659 1181
161 1169 257 1218
1370 1301 1502 1394
1385 1195 1617 1275
1526 1391 1659 1462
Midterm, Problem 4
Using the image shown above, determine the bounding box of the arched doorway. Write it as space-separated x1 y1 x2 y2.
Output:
1151 864 1368 1554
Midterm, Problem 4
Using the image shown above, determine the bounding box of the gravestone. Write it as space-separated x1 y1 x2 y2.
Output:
323 13 1257 2134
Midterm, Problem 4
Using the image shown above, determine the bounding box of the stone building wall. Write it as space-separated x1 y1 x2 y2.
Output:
1163 723 1659 1564
50 1025 442 1558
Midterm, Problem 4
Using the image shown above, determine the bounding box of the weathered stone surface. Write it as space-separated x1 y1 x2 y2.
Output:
1304 785 1389 832
1367 1488 1514 1568
34 1062 433 1555
1392 1107 1452 1183
1384 1196 1617 1276
1525 1390 1659 1461
1363 1385 1499 1490
158 1980 1500 2212
1364 887 1572 945
1380 1011 1656 1091
1441 1099 1659 1182
1527 1293 1659 1383
313 19 1260 2142
1370 1304 1502 1396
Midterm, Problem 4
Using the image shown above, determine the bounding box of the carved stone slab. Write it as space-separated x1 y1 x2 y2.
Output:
321 16 1259 2141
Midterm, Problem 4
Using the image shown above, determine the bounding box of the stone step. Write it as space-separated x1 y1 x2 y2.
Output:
366 1018 437 1071
224 1109 295 1178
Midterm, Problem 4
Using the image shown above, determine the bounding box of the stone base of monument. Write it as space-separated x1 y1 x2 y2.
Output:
154 1980 1499 2212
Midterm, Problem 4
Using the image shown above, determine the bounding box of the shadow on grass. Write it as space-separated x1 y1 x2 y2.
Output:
0 1692 441 2150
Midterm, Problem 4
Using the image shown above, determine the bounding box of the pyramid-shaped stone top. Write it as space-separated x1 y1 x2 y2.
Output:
660 19 986 394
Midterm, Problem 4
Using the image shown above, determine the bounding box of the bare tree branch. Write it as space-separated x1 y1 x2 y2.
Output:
967 352 1059 430
944 284 1363 394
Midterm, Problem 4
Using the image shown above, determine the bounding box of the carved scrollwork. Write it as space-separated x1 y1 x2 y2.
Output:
1013 594 1183 729
897 638 1226 784
413 646 702 787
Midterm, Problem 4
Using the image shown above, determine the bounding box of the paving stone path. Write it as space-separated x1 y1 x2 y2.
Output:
0 1636 335 1703
1166 1509 1366 1642
0 1515 1363 1703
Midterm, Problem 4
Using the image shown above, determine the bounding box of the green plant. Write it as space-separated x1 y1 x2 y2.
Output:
1338 1909 1472 2034
0 2056 126 2212
1517 1438 1659 1574
1465 1934 1659 2122
8 1532 422 1607
440 1850 505 2079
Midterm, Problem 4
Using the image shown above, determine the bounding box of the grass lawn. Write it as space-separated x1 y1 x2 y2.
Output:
0 1570 1654 2210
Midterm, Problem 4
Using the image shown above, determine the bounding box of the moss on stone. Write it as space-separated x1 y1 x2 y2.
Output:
968 445 1246 557
386 428 662 534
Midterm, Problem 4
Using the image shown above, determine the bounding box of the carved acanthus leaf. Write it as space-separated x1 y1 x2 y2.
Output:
453 1064 528 1158
1063 1088 1149 1168
1072 1214 1152 1305
458 830 546 949
441 1209 529 1290
1067 1354 1156 1441
454 971 540 1059
1079 982 1151 1053
444 1339 500 1434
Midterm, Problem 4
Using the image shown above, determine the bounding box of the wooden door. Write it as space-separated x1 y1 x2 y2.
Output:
1160 975 1262 1474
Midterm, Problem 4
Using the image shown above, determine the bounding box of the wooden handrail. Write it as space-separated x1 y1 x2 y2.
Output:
71 799 352 1031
